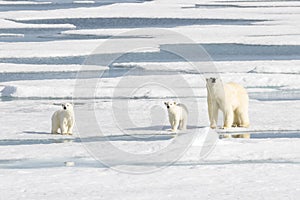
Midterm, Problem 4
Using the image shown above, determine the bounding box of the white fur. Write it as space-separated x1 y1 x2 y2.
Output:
206 78 249 129
51 103 75 135
164 101 188 132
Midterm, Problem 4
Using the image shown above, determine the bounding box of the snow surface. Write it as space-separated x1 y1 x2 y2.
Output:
0 1 51 5
0 0 300 199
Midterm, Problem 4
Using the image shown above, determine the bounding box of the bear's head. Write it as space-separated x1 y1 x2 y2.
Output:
62 103 73 111
206 77 221 87
164 101 177 109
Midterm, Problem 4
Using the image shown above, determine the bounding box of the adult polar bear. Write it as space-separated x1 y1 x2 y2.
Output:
51 103 75 135
206 77 249 129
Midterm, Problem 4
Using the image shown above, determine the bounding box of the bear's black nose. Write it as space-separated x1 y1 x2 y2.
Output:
63 106 67 110
167 106 170 109
211 78 216 83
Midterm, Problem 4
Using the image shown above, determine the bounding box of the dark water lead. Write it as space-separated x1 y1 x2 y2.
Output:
183 3 300 9
0 133 174 146
0 71 104 83
219 130 300 139
15 17 266 30
249 90 300 101
0 68 182 83
0 28 153 43
1 17 265 43
1 157 298 169
0 0 152 12
1 43 300 65
0 157 103 169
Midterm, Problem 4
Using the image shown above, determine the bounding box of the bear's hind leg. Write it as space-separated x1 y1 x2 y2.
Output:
238 111 250 128
232 110 240 127
179 119 187 130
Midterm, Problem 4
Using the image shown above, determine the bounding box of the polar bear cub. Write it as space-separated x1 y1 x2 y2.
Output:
51 103 75 135
164 101 188 132
206 78 249 129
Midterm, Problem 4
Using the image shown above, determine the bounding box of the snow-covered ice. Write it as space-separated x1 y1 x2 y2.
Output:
0 0 299 199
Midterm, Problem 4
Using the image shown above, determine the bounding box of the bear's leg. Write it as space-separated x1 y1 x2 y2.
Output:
172 118 180 132
60 125 67 135
67 123 74 135
51 127 55 134
60 120 68 135
223 109 234 129
169 118 174 129
210 105 218 129
182 119 187 130
51 120 59 134
51 127 58 134
232 110 240 127
238 111 250 128
178 120 182 130
179 119 187 130
208 99 214 127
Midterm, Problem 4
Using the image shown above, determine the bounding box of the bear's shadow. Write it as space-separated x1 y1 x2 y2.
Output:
23 131 50 135
126 125 205 131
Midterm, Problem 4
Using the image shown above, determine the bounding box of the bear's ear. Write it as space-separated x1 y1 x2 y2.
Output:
173 102 177 105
